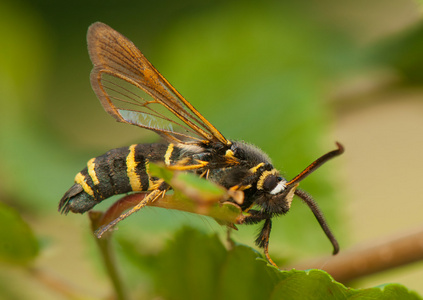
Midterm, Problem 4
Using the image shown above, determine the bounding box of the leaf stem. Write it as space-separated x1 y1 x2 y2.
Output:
89 211 128 300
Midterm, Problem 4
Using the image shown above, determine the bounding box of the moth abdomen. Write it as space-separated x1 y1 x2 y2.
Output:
58 183 97 214
59 143 170 214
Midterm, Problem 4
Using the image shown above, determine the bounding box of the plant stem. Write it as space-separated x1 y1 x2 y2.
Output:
289 227 423 283
89 211 128 300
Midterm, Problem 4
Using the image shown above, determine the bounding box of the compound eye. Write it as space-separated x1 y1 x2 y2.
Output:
263 175 286 195
263 175 278 193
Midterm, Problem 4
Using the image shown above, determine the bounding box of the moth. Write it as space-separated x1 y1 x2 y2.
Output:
59 22 343 266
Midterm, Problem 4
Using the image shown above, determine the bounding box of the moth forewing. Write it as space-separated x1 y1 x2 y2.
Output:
87 22 228 145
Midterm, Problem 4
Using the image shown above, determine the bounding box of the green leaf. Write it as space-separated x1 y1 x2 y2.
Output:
270 270 347 299
146 163 243 225
148 162 174 182
119 227 422 300
0 202 39 265
148 162 226 201
153 228 228 300
216 245 286 300
349 284 422 300
174 172 226 199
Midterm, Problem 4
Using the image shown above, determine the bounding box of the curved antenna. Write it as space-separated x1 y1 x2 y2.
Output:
287 142 344 187
295 189 339 255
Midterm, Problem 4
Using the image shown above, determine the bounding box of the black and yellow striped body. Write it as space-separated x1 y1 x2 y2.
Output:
60 143 174 213
59 140 291 217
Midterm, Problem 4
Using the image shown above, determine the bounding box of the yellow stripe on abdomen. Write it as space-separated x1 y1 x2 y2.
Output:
87 158 100 185
74 172 94 196
127 144 143 191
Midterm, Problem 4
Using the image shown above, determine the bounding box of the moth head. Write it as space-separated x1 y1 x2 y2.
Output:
256 172 298 214
257 142 344 212
256 143 344 255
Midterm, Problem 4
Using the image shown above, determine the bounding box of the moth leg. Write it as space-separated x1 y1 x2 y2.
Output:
95 187 167 238
257 219 277 267
238 209 270 225
199 169 210 179
238 210 277 267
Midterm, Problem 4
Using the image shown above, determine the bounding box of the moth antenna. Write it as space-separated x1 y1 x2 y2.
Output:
287 142 344 187
294 189 339 255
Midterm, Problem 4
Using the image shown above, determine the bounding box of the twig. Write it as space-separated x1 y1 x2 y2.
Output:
29 267 93 300
289 227 423 283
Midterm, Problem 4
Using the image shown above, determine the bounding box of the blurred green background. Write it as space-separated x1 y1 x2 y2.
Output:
1 0 423 298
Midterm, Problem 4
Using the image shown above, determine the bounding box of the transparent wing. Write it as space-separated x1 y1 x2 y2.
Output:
87 22 229 145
